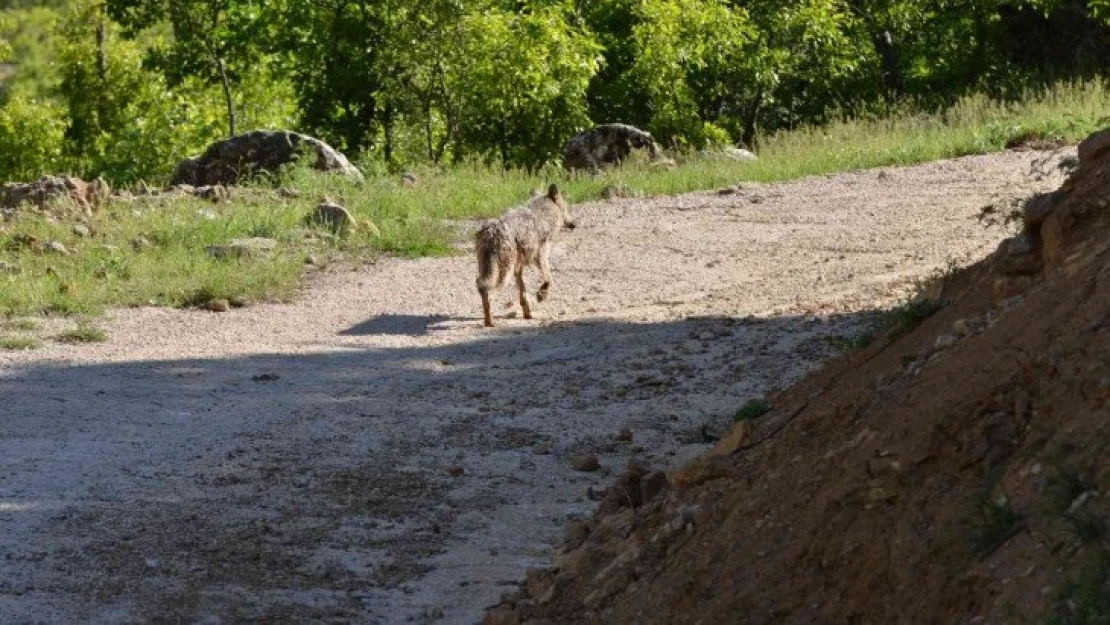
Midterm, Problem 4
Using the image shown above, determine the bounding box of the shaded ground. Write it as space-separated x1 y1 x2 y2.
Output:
0 150 1066 624
485 136 1110 624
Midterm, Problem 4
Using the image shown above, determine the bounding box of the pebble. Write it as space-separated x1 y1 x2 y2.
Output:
204 299 231 312
44 241 69 255
934 334 958 350
571 454 600 472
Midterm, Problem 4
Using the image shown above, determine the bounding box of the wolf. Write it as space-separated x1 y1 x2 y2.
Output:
475 184 576 327
563 123 661 173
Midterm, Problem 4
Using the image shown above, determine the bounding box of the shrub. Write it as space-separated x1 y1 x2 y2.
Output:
0 96 67 183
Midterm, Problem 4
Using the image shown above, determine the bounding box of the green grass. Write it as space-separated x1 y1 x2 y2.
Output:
0 334 41 350
1045 466 1106 545
885 298 946 338
55 322 107 344
734 399 771 422
1046 554 1110 625
969 497 1024 556
830 295 945 352
1 318 39 331
1 80 1106 317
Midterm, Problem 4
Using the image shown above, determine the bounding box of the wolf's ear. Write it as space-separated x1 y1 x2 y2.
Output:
547 184 560 201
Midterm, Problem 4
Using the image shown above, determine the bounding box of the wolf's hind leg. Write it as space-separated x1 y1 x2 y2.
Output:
516 267 532 320
536 245 553 302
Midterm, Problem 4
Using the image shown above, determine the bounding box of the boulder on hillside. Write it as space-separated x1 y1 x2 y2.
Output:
306 200 357 234
0 176 109 213
170 130 363 187
563 123 662 173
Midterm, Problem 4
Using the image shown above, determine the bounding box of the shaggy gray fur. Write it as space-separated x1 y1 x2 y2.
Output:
475 184 576 327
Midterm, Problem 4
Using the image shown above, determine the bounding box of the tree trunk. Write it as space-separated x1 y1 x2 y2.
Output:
871 30 903 101
215 56 237 137
95 11 107 83
383 103 394 165
499 118 509 169
741 86 764 150
424 99 435 163
969 12 990 87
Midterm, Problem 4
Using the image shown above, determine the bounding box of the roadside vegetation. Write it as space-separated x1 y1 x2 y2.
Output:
1 0 1108 317
0 80 1108 317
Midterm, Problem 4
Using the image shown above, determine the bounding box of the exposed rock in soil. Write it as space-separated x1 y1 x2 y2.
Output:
205 237 278 259
307 200 357 234
0 175 109 214
170 130 363 187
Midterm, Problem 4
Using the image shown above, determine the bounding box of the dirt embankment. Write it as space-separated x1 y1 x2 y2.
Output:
485 130 1110 625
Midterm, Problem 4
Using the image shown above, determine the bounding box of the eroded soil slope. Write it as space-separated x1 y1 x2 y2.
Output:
0 150 1066 624
486 133 1110 625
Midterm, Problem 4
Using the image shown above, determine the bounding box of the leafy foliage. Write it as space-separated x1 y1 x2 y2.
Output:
0 95 65 180
0 0 1106 182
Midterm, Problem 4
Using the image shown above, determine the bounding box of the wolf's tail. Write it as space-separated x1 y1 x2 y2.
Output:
475 224 509 293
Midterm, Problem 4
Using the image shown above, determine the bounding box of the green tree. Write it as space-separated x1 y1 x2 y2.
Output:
450 2 602 165
270 0 396 157
741 0 872 139
0 95 65 181
107 0 274 137
57 0 228 182
627 0 755 147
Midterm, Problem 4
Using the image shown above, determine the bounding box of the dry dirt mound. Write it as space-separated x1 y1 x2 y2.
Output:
485 129 1110 625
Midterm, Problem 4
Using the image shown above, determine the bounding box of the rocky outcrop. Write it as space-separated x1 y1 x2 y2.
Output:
170 130 363 187
563 124 661 172
990 127 1110 302
0 176 109 213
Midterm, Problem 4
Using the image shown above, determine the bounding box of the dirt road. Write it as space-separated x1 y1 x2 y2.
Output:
0 151 1065 624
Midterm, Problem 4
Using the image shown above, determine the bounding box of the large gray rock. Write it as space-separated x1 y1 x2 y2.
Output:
563 124 661 172
171 130 363 187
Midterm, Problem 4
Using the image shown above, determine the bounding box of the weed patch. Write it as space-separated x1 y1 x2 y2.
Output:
1046 554 1110 625
0 334 41 350
1045 467 1106 545
735 399 771 422
1 318 39 331
55 323 107 344
969 497 1024 556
